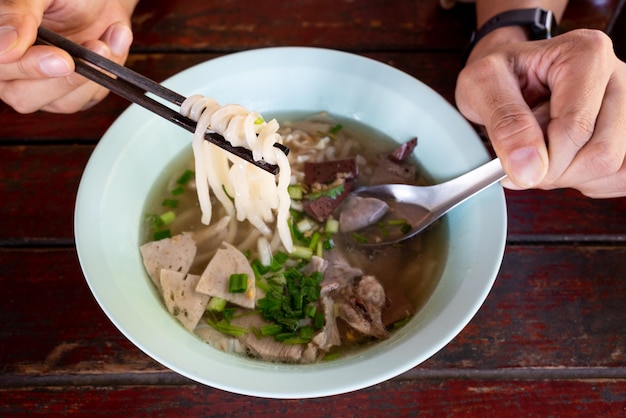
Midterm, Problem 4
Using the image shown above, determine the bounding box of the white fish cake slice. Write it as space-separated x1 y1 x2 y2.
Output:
140 232 196 291
160 270 209 331
196 242 255 309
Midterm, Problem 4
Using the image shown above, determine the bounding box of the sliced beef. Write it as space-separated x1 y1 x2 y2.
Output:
302 159 358 222
370 156 416 185
312 296 341 351
335 275 389 340
369 137 419 185
388 137 417 163
231 312 304 363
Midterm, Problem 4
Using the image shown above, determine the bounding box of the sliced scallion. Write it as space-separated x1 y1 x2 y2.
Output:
207 297 227 312
161 198 179 208
228 273 249 293
159 210 176 225
291 245 313 260
176 169 194 185
153 229 171 241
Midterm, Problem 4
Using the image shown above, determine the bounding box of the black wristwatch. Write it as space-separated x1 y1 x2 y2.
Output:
464 8 558 63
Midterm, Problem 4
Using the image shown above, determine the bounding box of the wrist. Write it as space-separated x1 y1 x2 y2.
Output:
467 26 528 64
463 7 559 65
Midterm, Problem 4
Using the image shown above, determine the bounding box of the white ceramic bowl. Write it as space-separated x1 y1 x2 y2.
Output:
75 47 507 398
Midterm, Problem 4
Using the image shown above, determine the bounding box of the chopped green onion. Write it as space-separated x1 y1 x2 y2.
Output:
171 186 185 196
260 324 283 337
304 304 317 319
291 245 313 260
208 319 248 337
176 169 194 185
153 229 171 241
207 297 227 312
329 123 343 134
323 353 341 362
228 273 249 293
325 218 339 234
352 232 368 244
315 240 323 258
308 231 321 251
314 311 325 329
161 198 179 208
288 185 304 200
296 218 315 234
323 238 335 251
159 210 176 226
147 214 164 229
299 326 314 340
392 316 411 329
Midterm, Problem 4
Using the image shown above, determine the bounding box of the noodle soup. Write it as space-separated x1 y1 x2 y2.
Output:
140 112 448 363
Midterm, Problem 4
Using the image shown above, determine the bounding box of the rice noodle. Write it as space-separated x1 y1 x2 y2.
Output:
180 95 293 252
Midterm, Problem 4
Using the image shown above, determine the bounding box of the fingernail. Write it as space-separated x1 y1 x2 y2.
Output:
39 54 72 76
508 147 545 187
0 26 18 54
109 24 133 56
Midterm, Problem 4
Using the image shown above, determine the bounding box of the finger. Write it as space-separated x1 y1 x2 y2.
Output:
557 63 626 195
100 21 133 62
0 40 111 113
0 0 45 62
0 44 73 80
41 75 111 113
456 56 548 188
542 30 616 185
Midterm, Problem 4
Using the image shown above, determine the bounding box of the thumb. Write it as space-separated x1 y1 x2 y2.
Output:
456 60 549 188
0 1 43 63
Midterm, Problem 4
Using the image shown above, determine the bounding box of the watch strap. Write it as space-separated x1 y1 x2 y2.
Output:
464 8 558 64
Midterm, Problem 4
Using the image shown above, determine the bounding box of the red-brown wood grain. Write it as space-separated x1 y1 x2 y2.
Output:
1 380 625 417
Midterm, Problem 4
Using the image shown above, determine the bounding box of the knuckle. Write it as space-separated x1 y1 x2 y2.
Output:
558 111 596 149
489 104 538 144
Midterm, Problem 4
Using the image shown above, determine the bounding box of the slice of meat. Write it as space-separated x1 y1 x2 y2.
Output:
312 296 341 351
304 159 358 184
195 242 256 309
388 137 417 163
140 232 196 291
339 195 389 232
370 156 416 185
336 275 389 340
320 249 364 293
303 159 358 222
195 323 246 354
160 270 209 331
231 312 304 363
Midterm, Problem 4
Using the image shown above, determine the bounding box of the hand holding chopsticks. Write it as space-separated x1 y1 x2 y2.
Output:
36 27 288 175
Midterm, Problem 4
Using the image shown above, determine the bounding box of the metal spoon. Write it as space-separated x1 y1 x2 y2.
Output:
349 158 506 245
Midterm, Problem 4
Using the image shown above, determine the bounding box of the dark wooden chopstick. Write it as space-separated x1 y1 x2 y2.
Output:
36 27 288 175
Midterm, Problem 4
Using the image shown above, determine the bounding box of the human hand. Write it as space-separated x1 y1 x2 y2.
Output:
456 28 626 198
0 0 138 114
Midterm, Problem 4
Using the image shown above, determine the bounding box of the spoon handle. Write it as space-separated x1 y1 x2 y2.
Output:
430 158 506 217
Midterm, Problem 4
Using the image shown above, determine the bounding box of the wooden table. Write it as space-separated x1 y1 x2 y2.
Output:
2 1 625 415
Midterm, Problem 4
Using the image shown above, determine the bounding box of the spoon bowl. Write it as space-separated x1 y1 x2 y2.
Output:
350 158 506 245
